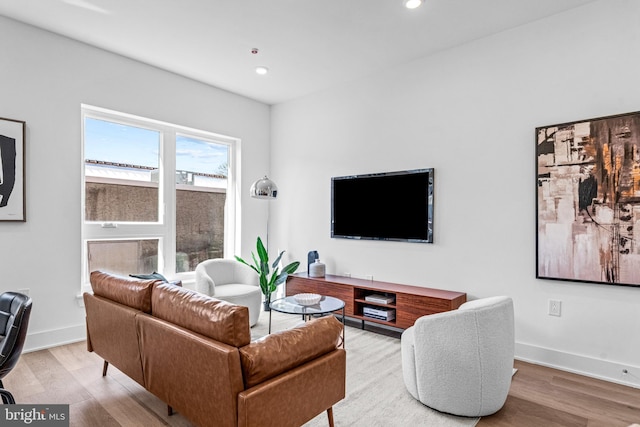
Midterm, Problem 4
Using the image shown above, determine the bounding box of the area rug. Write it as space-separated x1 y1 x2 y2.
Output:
251 311 479 427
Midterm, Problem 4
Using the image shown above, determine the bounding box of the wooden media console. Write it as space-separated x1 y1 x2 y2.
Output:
286 273 467 330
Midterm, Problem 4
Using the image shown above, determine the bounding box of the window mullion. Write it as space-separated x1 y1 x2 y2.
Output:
162 129 177 276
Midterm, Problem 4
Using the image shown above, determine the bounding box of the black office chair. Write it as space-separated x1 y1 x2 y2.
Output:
0 292 32 404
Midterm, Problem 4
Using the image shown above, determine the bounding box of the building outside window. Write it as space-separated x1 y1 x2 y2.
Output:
81 105 238 287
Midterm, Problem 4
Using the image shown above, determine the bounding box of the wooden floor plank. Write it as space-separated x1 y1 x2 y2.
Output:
70 398 122 427
480 395 588 427
479 360 640 427
5 349 92 405
49 341 96 372
552 374 640 408
2 353 45 399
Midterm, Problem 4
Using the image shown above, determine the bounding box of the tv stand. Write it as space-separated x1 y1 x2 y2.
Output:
286 273 466 330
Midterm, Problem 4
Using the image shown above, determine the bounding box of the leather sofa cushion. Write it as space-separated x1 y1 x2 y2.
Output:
239 315 343 388
90 270 160 313
151 283 251 348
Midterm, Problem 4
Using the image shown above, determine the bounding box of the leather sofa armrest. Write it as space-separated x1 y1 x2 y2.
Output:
238 349 346 427
239 315 343 388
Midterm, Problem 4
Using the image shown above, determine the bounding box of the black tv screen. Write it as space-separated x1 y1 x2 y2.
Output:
331 168 434 243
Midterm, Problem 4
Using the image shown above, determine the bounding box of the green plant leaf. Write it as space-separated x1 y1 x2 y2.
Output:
259 274 269 295
282 261 300 275
256 237 268 263
268 270 279 293
274 261 300 287
234 255 260 275
272 250 285 269
234 237 300 298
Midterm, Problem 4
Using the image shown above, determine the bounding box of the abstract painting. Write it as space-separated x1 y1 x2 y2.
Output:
537 111 640 287
0 117 25 222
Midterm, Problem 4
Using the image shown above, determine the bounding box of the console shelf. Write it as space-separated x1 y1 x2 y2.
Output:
286 273 466 330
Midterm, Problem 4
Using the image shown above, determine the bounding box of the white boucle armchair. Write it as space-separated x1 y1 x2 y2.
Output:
401 296 514 417
194 259 262 326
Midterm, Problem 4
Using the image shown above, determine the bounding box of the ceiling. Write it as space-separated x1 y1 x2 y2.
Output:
0 0 599 105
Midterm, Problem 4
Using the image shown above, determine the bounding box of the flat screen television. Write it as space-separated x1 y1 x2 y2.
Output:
331 168 434 243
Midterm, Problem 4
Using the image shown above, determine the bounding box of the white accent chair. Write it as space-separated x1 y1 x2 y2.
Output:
194 259 262 327
401 296 514 417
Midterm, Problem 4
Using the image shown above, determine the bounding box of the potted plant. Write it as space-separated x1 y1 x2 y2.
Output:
235 237 300 310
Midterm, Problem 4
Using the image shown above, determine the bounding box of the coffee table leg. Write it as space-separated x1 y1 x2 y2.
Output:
269 309 272 334
341 307 345 348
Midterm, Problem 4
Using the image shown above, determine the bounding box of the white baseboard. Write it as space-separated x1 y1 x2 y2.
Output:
516 341 640 389
23 324 87 353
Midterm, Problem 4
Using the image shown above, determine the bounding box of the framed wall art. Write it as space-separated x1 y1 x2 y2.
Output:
0 117 26 222
537 110 640 287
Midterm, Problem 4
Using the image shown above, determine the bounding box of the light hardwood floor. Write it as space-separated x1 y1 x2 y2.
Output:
479 360 640 427
4 340 640 426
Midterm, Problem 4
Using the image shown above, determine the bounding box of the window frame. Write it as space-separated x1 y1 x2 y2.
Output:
81 104 240 291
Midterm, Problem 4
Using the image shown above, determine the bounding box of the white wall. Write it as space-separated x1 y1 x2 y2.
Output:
271 0 640 387
0 17 270 350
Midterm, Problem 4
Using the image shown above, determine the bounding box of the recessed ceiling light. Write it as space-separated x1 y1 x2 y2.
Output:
404 0 424 9
255 66 269 75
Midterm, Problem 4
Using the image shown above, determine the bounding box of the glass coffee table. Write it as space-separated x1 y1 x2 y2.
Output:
269 295 346 346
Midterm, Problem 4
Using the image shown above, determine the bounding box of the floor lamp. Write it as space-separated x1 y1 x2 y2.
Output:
250 175 278 253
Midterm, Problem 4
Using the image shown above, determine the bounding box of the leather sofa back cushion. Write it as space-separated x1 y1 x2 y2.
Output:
151 283 251 348
239 315 343 388
90 270 159 313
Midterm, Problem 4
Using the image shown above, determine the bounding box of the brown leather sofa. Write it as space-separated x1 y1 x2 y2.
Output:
84 271 346 427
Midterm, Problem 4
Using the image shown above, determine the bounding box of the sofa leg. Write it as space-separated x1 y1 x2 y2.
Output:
326 407 334 427
102 361 109 377
167 405 173 416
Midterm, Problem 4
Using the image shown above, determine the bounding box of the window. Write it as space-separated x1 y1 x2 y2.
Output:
82 105 238 285
174 134 230 272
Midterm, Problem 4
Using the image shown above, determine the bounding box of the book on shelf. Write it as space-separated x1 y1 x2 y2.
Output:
364 293 396 304
363 313 395 321
363 306 396 321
